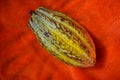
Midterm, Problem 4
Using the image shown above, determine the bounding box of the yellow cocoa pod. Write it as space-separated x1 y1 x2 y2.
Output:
28 7 96 67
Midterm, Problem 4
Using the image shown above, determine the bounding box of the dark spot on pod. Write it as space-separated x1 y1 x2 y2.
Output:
29 10 38 15
60 17 65 21
30 10 34 15
44 32 49 37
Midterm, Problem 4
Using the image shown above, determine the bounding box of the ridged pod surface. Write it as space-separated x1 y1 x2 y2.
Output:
28 7 96 67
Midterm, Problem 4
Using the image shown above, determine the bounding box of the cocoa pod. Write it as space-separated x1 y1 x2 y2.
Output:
28 7 96 67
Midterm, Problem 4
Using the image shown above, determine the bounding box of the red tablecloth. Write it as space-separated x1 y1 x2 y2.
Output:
0 0 120 80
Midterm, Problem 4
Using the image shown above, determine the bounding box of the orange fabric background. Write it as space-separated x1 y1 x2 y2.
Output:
0 0 120 80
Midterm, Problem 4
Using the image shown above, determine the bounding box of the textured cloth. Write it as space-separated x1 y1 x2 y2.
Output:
0 0 120 80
